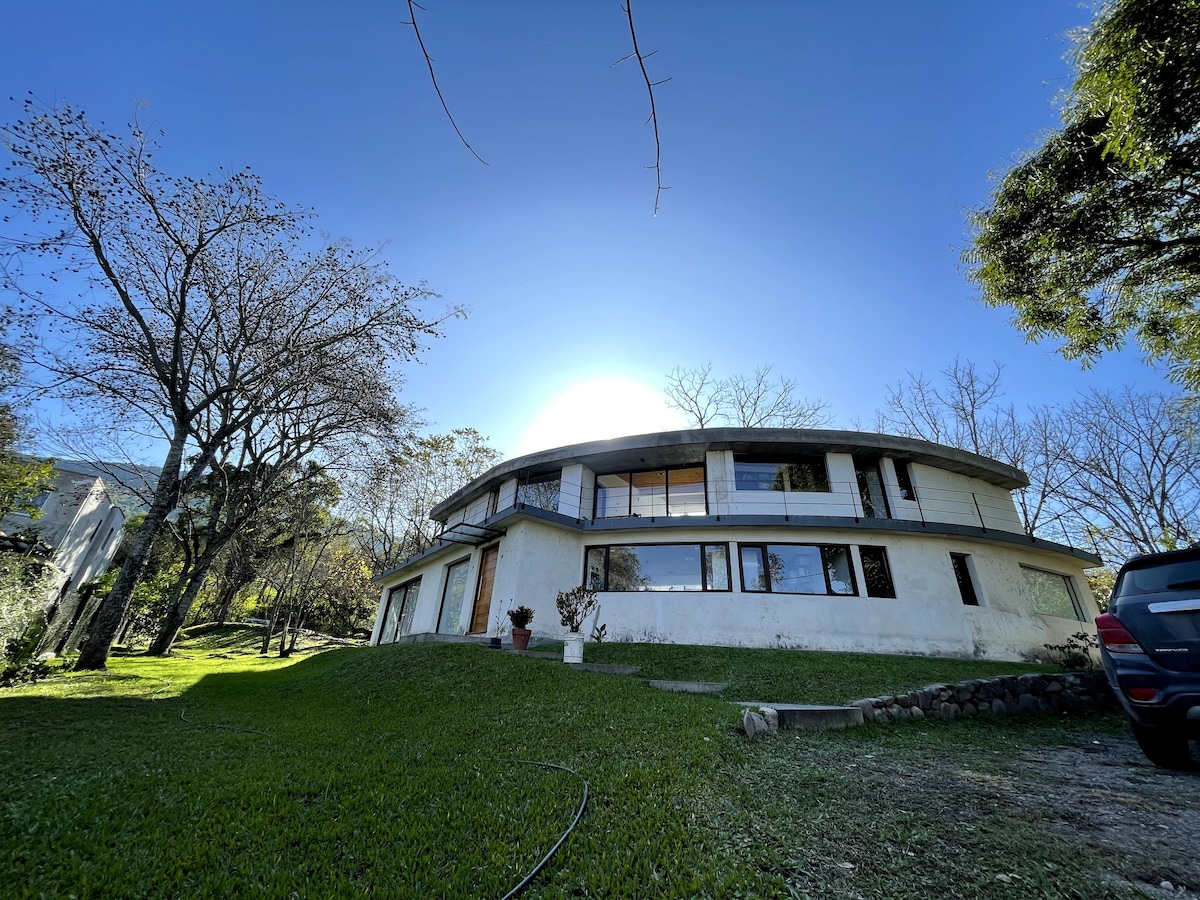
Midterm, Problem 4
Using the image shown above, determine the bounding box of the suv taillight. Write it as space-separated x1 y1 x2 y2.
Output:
1095 613 1145 654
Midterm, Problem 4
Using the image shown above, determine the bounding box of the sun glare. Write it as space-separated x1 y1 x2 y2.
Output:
513 376 689 457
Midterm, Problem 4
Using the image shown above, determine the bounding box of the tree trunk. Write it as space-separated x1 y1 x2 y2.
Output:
38 587 86 656
148 548 222 656
74 435 188 670
277 602 293 657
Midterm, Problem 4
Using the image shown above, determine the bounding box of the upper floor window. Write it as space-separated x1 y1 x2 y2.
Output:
854 456 891 519
594 466 705 518
733 454 830 492
517 474 560 513
893 462 917 501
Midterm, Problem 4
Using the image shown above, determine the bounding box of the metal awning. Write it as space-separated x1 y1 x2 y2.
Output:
434 521 506 546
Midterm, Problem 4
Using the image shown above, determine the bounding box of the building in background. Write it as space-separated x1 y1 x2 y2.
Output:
371 429 1101 662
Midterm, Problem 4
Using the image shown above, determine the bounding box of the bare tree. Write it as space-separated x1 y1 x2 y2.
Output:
664 363 830 430
1052 389 1200 561
0 99 458 669
878 359 1006 455
663 363 728 428
342 428 502 573
876 359 1066 536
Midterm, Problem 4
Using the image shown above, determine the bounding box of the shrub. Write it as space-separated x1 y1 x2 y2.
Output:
556 585 598 632
0 554 60 664
506 605 534 629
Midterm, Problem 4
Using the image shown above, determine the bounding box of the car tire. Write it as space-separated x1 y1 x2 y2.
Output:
1129 720 1197 770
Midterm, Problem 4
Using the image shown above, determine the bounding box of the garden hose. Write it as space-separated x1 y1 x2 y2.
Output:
174 711 588 897
498 760 589 900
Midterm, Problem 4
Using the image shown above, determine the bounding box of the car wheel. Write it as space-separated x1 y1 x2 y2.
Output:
1129 720 1197 770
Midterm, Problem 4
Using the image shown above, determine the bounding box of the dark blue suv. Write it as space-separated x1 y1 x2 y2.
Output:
1097 547 1200 769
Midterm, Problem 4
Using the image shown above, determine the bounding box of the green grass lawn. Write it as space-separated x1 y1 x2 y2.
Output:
0 629 1167 898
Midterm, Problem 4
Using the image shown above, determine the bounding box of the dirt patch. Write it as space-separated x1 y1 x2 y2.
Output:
714 714 1200 897
1014 731 1200 892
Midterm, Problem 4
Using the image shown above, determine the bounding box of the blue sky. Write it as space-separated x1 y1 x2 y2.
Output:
2 1 1166 460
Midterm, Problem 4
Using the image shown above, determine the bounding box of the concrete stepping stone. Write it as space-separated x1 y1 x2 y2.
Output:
737 702 864 731
648 680 729 694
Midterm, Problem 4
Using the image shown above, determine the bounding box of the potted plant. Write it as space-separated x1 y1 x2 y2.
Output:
507 605 535 652
555 585 598 664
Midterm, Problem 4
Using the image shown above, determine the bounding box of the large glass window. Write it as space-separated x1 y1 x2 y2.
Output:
379 577 421 644
584 543 730 591
437 559 470 633
854 457 890 519
594 466 706 518
739 543 856 595
733 454 830 492
859 546 896 598
1022 566 1084 620
517 474 560 512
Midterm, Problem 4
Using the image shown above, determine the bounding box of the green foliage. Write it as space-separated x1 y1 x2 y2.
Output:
506 604 535 629
555 585 598 632
0 641 1139 898
1042 631 1100 671
0 657 57 687
967 0 1200 389
0 553 59 663
1086 566 1119 612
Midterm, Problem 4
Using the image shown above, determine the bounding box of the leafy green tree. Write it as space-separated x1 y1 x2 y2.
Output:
0 343 53 520
966 0 1200 388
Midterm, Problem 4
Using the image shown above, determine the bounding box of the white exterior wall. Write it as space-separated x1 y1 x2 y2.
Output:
375 434 1088 660
880 459 922 524
0 473 125 590
558 465 587 518
908 464 1025 534
373 517 1098 661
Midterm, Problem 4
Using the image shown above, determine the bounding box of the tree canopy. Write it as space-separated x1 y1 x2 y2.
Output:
966 0 1200 388
0 99 457 668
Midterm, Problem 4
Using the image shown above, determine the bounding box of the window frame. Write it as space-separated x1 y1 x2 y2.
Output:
583 542 731 592
732 454 831 493
436 557 472 634
379 576 422 644
858 545 897 598
737 542 858 596
1020 564 1086 621
893 461 918 502
950 552 981 607
592 464 708 519
516 473 561 513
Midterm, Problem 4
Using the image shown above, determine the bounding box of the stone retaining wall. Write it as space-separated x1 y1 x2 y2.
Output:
848 671 1116 723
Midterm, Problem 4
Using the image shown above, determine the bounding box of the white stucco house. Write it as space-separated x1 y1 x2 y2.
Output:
0 462 126 596
370 429 1101 662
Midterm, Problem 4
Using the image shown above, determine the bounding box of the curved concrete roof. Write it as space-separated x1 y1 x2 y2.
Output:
430 428 1029 521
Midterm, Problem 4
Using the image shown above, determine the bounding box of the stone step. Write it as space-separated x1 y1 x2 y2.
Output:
648 680 729 694
738 702 865 732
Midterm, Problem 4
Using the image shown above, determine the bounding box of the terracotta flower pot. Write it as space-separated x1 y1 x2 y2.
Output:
511 627 532 652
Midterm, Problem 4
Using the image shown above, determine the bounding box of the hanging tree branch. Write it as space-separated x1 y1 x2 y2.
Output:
404 0 488 166
616 0 669 216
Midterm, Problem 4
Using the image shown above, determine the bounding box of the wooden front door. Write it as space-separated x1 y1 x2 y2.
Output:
468 545 499 634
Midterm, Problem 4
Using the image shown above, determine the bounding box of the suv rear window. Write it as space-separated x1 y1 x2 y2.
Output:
1115 558 1200 596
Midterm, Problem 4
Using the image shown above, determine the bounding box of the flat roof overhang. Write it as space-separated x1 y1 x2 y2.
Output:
374 504 1101 587
430 427 1029 521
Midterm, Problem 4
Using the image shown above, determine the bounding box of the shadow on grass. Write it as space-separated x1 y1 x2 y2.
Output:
1 643 745 899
